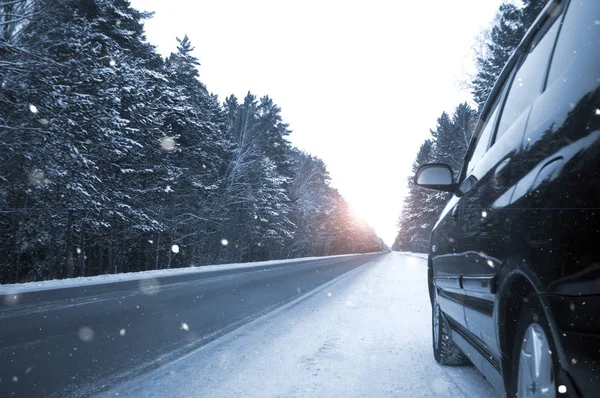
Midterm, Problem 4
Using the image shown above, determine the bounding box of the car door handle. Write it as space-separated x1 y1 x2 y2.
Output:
493 158 511 187
462 275 497 294
494 158 511 177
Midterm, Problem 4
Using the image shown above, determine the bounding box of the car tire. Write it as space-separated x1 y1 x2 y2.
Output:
432 289 470 366
509 299 559 398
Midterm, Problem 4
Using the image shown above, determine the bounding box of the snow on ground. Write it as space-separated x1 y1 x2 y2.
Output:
99 252 498 398
0 253 364 295
401 251 429 260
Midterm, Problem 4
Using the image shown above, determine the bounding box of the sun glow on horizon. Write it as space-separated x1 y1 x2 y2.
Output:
345 195 400 248
131 0 504 250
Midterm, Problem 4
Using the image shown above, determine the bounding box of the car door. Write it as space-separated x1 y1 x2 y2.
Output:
430 193 467 330
457 12 564 362
430 89 509 335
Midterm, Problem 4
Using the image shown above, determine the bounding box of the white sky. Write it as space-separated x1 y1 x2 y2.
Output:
130 0 503 246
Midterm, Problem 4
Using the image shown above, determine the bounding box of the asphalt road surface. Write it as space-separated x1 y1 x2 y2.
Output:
0 253 384 397
98 252 498 398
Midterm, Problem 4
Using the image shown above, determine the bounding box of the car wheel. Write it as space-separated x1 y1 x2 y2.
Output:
432 288 470 365
510 301 558 398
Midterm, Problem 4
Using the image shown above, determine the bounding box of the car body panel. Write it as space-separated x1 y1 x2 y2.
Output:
430 196 468 330
458 106 531 361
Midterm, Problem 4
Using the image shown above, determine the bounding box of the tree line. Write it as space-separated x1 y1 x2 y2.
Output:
393 0 548 252
0 0 384 283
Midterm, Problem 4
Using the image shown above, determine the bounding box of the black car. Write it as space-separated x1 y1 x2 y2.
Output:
413 1 600 397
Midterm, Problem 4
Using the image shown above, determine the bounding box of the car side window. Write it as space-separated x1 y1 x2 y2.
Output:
494 15 562 142
465 97 502 175
546 1 600 87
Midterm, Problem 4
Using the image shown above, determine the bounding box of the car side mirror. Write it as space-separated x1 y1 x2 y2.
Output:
414 164 457 192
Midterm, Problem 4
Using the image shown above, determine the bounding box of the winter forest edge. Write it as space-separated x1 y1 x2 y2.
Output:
0 0 385 284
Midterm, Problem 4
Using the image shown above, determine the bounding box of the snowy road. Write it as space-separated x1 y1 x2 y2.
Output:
1 253 382 397
100 252 499 397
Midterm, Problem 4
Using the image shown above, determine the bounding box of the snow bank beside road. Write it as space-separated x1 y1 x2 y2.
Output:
100 252 498 398
0 253 365 295
398 251 429 260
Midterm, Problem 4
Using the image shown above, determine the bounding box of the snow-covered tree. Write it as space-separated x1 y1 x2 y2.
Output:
472 0 549 109
394 103 477 252
219 93 295 262
287 151 333 257
0 1 384 283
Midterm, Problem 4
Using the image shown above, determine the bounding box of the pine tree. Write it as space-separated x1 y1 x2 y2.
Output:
471 1 549 109
0 0 169 280
288 151 335 257
393 102 477 252
431 103 477 173
0 1 384 283
157 35 232 268
393 139 435 251
472 3 523 109
220 93 295 262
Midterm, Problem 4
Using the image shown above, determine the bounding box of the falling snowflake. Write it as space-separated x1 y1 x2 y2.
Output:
181 322 190 331
4 294 19 306
487 260 494 268
220 239 229 246
171 244 179 254
39 118 49 126
481 211 487 218
76 248 81 255
119 329 126 336
28 169 47 186
558 385 567 393
78 326 95 342
29 104 38 114
161 137 176 151
139 278 160 295
109 59 116 67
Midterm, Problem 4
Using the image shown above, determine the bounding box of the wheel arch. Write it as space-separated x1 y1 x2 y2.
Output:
496 269 539 393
